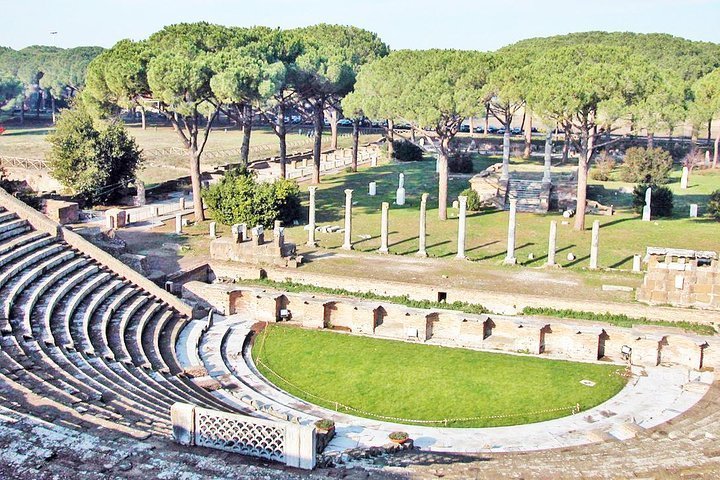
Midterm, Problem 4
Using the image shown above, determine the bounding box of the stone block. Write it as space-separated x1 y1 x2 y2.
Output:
44 200 80 225
171 403 196 446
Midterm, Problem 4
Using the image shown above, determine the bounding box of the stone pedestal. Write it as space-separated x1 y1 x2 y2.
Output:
589 220 600 269
307 186 317 246
175 214 183 234
632 254 642 272
416 193 429 257
690 204 698 218
342 189 353 250
680 167 689 189
179 197 186 211
378 202 389 254
209 221 217 239
503 199 517 265
106 208 127 230
396 187 406 206
456 196 467 259
368 182 376 196
547 220 557 267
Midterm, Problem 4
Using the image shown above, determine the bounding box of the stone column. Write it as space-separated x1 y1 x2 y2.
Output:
642 187 652 221
690 204 698 218
135 180 146 206
416 193 429 257
179 197 185 211
501 129 510 180
209 221 217 239
307 186 317 247
396 173 406 206
175 213 183 235
542 131 552 184
680 166 689 189
589 220 600 269
456 195 468 259
547 220 557 267
378 202 389 254
368 182 376 196
632 254 642 273
341 189 353 250
503 198 517 265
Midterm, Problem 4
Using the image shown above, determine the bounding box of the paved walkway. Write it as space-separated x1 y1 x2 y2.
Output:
182 314 713 455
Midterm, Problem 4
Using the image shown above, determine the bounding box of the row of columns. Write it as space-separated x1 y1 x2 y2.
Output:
305 187 631 271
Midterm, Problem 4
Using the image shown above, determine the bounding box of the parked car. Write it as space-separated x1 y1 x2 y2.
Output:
459 124 470 133
473 126 485 133
487 125 498 134
496 127 506 135
511 127 522 135
337 118 353 126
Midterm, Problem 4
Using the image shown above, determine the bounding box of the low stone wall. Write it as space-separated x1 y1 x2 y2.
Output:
171 403 316 469
181 281 715 370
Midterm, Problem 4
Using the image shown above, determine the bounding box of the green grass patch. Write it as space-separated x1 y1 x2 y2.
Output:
522 306 716 335
234 277 488 315
252 323 628 428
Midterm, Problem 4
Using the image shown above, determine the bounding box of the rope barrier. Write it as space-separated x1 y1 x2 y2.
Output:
255 325 583 426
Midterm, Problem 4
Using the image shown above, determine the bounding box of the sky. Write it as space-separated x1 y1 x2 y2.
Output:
1 0 719 51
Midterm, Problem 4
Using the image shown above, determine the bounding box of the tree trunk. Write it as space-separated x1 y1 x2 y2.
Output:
647 131 654 149
240 104 253 166
438 137 450 220
190 148 205 221
562 132 570 164
386 119 394 158
19 93 25 125
312 103 324 184
50 95 56 124
484 106 489 138
469 117 475 138
140 106 146 130
713 134 719 168
573 127 593 231
330 108 338 150
351 119 359 172
708 119 713 141
523 112 532 159
277 107 287 179
501 121 511 180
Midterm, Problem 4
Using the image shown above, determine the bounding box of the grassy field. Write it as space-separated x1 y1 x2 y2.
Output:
251 323 628 428
277 153 720 271
0 120 381 185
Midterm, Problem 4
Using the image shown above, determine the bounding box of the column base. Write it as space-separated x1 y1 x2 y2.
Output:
503 256 516 265
306 241 318 247
341 244 354 251
377 248 389 254
455 253 467 260
415 251 428 258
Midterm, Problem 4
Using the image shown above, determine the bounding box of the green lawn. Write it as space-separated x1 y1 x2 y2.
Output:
282 153 720 270
251 324 628 428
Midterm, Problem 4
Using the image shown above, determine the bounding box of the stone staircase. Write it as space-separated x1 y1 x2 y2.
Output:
505 179 550 213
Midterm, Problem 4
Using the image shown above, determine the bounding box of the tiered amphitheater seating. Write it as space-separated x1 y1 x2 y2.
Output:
0 204 238 440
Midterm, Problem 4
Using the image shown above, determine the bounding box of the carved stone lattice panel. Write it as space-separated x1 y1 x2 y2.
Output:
195 409 285 462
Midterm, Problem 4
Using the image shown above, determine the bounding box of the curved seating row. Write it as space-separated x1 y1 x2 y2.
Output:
0 209 237 440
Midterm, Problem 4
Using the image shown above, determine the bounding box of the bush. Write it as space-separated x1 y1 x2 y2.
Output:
632 184 673 218
619 147 673 184
46 103 141 205
391 140 423 162
708 190 720 220
202 168 301 228
388 431 409 441
448 151 474 174
461 188 482 211
590 152 616 181
314 419 335 430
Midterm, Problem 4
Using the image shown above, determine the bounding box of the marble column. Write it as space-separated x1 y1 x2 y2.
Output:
503 198 517 265
543 131 553 184
642 187 652 221
378 202 389 254
307 186 317 247
341 189 353 250
680 166 689 189
416 193 429 257
589 220 600 269
632 254 642 273
501 129 510 181
456 195 468 259
547 220 557 267
175 213 183 235
209 221 217 239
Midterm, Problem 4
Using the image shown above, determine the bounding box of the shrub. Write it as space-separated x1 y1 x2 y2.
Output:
632 184 673 218
619 147 673 184
202 168 301 228
314 419 335 430
448 151 474 174
590 152 616 181
388 431 409 441
461 188 483 211
391 140 423 162
708 190 720 220
46 103 141 205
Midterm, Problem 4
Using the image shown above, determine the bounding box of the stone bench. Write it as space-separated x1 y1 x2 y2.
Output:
116 295 151 364
62 272 112 350
0 234 54 268
100 287 138 360
128 301 163 369
0 243 64 291
42 265 99 345
81 279 125 355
